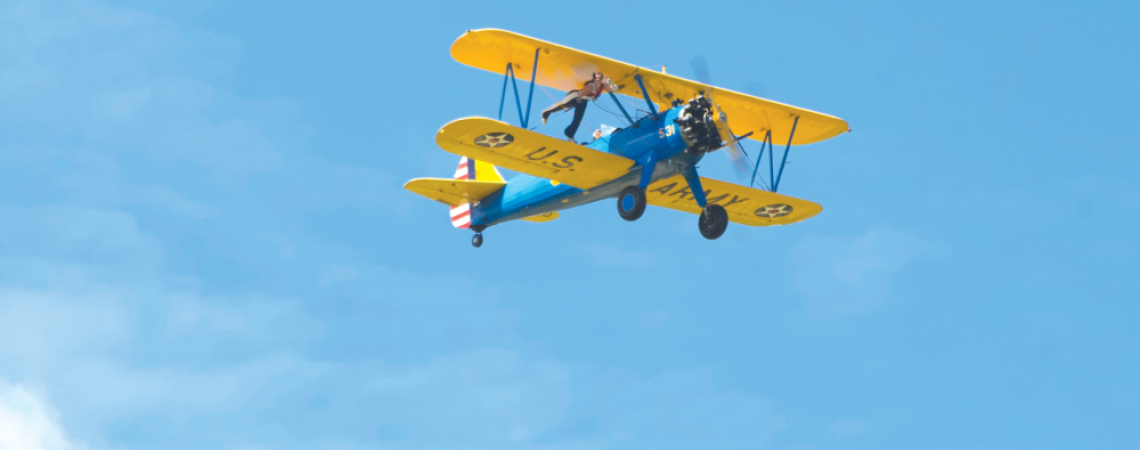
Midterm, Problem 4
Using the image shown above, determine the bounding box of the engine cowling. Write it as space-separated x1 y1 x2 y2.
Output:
676 95 722 154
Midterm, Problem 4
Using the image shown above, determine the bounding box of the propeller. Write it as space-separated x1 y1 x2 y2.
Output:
689 56 762 187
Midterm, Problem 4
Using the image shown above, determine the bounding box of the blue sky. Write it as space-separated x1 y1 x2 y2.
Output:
1 0 1138 449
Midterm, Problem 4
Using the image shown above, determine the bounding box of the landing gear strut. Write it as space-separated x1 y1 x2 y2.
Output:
617 186 646 221
698 204 728 240
471 233 483 248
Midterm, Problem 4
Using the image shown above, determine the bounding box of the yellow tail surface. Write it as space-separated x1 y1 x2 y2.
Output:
404 178 505 207
472 159 504 182
404 155 560 224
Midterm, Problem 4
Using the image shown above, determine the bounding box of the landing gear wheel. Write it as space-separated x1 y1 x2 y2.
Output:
698 204 728 240
617 186 647 222
471 233 483 248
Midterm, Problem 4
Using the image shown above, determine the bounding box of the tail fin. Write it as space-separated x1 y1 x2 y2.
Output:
449 157 505 228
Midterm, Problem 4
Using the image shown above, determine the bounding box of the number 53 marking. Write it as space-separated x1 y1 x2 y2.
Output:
658 125 675 139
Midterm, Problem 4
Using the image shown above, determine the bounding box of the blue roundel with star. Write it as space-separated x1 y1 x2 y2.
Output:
474 133 514 148
754 203 794 218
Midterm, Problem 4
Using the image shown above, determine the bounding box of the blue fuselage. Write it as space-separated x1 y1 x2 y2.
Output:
471 105 704 228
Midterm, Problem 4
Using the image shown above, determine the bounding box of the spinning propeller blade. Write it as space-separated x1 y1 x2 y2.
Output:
690 56 759 186
690 56 712 86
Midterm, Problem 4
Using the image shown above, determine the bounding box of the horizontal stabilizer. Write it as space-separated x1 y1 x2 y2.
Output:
404 178 506 207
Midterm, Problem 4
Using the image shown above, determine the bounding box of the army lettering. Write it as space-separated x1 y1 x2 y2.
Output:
650 182 749 208
723 195 749 208
649 182 677 195
670 186 692 198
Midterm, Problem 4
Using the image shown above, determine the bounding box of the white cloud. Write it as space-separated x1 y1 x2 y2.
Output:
0 381 87 450
0 289 129 369
1 0 407 222
0 199 791 450
0 202 545 448
53 161 222 218
0 204 322 443
793 225 928 320
0 206 163 272
362 349 573 448
587 368 785 450
0 3 794 449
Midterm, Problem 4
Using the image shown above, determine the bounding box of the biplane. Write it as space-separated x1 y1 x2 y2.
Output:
406 29 849 247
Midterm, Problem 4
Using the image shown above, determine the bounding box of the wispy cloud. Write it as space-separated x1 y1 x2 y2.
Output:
0 381 88 450
583 244 656 269
0 201 792 449
0 2 800 449
792 225 928 320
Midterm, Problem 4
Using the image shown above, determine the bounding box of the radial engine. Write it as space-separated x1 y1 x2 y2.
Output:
675 95 723 154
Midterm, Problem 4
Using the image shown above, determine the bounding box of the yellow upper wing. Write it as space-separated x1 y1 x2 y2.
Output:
404 178 506 207
450 29 848 146
645 175 822 226
436 117 635 190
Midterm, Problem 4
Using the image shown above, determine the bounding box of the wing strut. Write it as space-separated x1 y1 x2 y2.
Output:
749 131 772 190
747 116 800 193
772 116 800 192
607 92 634 125
633 74 658 118
682 166 708 207
496 48 541 128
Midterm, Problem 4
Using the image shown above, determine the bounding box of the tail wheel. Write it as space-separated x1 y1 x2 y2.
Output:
617 186 647 222
698 204 728 240
471 233 483 248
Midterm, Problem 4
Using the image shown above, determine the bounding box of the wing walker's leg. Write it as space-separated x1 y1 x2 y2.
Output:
772 116 800 193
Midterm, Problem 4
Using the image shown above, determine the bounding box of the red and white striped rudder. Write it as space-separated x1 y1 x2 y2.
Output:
450 157 474 228
448 156 504 229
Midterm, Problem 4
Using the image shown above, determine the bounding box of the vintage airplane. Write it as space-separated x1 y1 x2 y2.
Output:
406 29 849 247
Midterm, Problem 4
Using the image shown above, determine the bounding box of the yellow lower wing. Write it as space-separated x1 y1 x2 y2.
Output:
645 175 822 226
521 211 559 222
436 117 634 190
404 178 506 207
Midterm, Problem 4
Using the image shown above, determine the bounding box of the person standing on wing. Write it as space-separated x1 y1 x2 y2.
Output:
541 71 619 143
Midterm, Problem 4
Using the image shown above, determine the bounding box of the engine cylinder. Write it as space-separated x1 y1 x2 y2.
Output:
676 95 722 153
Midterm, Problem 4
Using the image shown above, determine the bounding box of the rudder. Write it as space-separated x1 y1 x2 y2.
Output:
449 157 505 228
